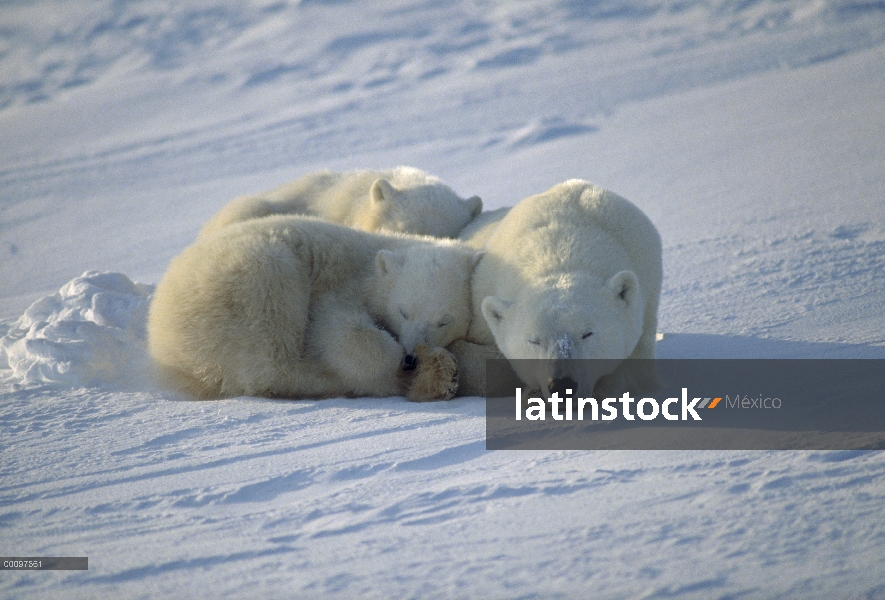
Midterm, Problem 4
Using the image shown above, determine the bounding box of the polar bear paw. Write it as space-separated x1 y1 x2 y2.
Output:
406 344 459 402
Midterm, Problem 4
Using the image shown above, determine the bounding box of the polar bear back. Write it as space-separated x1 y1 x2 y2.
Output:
149 216 385 397
149 215 479 399
486 180 658 274
457 206 511 248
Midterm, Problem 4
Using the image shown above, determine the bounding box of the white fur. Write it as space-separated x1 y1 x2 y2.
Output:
453 180 662 398
457 206 511 249
148 215 479 399
199 166 482 240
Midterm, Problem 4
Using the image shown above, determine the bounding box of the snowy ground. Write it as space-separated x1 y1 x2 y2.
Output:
2 1 885 598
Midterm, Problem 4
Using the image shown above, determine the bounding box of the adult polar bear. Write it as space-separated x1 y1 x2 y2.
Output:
149 215 479 401
198 167 483 240
452 180 662 398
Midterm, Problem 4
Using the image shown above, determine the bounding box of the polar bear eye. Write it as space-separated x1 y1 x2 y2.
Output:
582 331 593 340
399 308 410 320
437 317 452 328
528 339 541 346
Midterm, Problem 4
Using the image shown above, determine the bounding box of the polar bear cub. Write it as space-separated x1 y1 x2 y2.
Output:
148 215 480 401
198 166 483 240
455 180 662 398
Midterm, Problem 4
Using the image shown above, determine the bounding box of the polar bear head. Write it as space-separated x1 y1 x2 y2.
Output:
372 243 481 366
480 271 644 397
357 178 483 238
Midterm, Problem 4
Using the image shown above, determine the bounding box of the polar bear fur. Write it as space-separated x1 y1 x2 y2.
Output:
198 167 483 240
452 180 662 398
148 215 480 401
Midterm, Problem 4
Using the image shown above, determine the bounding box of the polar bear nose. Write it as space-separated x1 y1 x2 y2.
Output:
553 335 573 359
549 377 578 397
403 354 418 371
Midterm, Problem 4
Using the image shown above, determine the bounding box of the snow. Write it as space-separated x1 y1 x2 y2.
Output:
1 271 154 388
2 0 885 597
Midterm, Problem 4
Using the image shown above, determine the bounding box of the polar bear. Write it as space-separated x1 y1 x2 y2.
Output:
451 180 662 398
148 215 480 401
198 167 483 240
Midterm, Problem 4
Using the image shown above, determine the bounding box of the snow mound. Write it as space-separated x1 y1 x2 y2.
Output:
0 271 155 389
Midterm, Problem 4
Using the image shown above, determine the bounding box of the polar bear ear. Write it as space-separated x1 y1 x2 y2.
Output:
376 249 405 276
466 195 483 217
481 296 511 326
607 270 639 307
370 178 397 204
471 251 484 268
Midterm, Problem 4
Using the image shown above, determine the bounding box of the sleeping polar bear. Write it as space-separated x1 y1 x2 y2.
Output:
149 215 481 401
452 180 662 399
198 167 482 240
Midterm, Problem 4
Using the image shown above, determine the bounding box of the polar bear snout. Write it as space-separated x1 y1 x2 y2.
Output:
403 353 418 371
549 376 578 397
396 325 430 357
